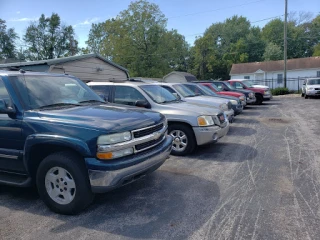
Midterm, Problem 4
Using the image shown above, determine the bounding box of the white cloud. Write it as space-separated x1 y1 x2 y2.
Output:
16 11 20 14
73 17 100 28
9 17 37 22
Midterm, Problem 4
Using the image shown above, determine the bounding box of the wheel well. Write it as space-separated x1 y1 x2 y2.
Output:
168 121 195 136
255 93 263 98
27 144 83 180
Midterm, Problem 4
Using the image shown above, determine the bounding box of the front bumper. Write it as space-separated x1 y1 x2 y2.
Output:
193 121 230 146
246 97 256 104
232 104 243 115
263 93 272 100
224 109 235 123
87 135 173 193
306 90 320 96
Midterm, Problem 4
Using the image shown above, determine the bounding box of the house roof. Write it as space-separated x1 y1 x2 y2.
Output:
163 71 197 82
230 57 320 75
0 53 128 73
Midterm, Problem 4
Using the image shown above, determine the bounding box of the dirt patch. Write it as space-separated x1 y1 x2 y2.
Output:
260 117 293 128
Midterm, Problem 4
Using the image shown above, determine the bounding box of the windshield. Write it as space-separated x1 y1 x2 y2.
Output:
208 83 220 92
140 85 178 104
173 84 197 97
308 78 320 85
242 80 254 87
224 82 236 90
11 75 103 110
191 84 217 96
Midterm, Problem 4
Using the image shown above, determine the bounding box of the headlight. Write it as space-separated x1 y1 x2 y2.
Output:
230 100 238 105
219 103 228 111
249 92 254 98
264 90 270 95
239 96 245 101
97 131 131 145
307 87 314 90
197 116 214 126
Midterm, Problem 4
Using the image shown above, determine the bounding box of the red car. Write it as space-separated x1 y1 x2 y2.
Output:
228 79 272 105
197 82 246 105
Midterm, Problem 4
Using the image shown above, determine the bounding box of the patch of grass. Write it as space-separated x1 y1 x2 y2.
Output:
271 87 290 95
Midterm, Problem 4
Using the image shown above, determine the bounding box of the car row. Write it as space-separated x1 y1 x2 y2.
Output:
0 69 272 215
301 78 320 99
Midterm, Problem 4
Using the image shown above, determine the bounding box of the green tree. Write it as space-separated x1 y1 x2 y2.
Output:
0 19 18 59
313 44 320 56
263 42 282 61
23 13 78 60
86 0 190 77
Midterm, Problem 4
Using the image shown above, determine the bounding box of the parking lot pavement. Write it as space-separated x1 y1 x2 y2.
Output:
0 97 320 240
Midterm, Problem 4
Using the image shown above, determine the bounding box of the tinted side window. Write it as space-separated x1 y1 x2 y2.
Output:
114 86 147 106
214 82 223 90
234 82 244 89
91 85 111 98
0 79 9 99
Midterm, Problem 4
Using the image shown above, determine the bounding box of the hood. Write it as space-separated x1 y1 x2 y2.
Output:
219 91 243 98
157 101 222 116
25 104 164 133
214 94 239 101
252 84 269 90
307 84 320 89
184 96 229 108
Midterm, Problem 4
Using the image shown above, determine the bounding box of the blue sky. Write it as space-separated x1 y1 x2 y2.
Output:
1 0 319 48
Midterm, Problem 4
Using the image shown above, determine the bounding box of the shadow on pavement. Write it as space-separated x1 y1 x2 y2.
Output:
190 143 258 162
0 170 220 239
228 126 257 136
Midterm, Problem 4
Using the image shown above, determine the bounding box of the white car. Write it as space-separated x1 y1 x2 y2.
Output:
301 78 320 99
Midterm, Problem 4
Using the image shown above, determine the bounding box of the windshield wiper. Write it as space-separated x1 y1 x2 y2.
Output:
79 99 106 105
159 100 179 104
37 103 81 109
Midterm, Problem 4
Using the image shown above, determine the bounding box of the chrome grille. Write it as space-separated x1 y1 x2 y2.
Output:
135 135 165 151
133 123 164 138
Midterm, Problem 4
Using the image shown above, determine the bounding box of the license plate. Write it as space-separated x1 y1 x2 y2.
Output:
219 115 225 121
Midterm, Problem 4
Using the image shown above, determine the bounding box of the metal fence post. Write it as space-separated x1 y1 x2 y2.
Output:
297 77 300 93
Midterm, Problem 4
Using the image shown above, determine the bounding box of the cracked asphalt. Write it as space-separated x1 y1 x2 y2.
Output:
1 96 320 240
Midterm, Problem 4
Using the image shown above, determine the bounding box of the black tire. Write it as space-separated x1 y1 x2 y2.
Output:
168 124 196 156
305 94 308 99
255 94 263 105
36 151 94 215
301 92 304 97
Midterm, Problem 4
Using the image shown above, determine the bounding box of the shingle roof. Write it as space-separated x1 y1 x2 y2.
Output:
230 57 320 75
163 71 197 81
0 53 128 73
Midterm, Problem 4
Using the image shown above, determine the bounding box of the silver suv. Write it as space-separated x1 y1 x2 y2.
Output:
88 81 230 156
155 82 235 122
301 78 320 99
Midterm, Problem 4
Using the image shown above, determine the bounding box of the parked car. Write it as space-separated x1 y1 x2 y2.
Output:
0 70 172 215
154 82 235 122
228 79 272 104
179 83 243 115
198 81 256 105
193 81 246 105
301 78 320 99
88 81 230 156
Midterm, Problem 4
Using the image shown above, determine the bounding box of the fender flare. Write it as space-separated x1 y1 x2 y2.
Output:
23 134 92 174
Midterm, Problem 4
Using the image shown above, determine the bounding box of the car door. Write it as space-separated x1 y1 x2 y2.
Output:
113 86 149 107
302 80 307 94
0 78 25 173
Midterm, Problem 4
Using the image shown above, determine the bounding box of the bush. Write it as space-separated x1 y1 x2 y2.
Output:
271 87 290 95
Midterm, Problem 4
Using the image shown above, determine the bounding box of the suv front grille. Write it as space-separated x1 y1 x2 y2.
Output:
135 135 165 151
133 123 164 138
217 113 226 124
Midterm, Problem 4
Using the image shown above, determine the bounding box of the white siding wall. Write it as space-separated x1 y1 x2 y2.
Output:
164 74 186 83
231 68 320 91
50 57 128 82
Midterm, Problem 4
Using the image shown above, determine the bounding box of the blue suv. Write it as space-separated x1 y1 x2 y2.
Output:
0 70 172 214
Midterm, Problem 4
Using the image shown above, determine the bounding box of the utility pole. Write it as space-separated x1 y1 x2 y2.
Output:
284 0 288 88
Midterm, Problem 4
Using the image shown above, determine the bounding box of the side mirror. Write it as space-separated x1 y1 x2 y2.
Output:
172 92 181 100
0 99 15 114
135 100 151 109
302 83 306 86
